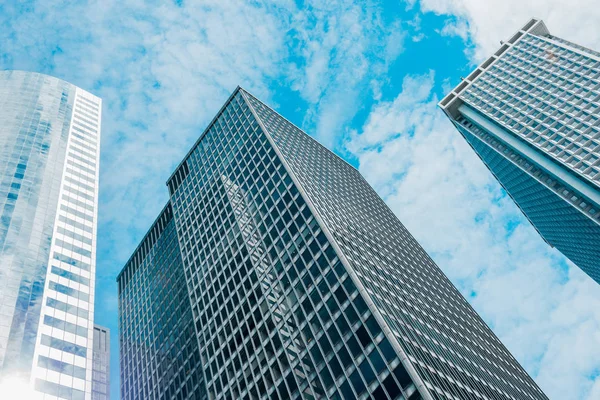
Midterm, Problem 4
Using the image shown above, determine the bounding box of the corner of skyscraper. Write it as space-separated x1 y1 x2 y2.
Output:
0 70 103 399
117 86 549 399
439 18 600 284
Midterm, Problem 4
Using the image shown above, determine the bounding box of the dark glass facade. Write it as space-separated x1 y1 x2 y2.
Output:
118 204 206 400
440 18 600 283
118 88 548 399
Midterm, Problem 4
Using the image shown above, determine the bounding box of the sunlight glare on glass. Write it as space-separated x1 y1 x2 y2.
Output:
0 376 38 400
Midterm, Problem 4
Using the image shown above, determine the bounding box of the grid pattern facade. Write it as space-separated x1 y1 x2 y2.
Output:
244 92 547 400
0 70 102 400
117 204 205 400
440 18 600 283
119 87 548 400
456 121 600 282
461 32 600 186
92 325 110 400
167 90 418 400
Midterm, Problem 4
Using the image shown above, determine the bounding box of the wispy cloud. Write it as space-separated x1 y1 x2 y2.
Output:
347 72 600 399
288 0 406 147
439 19 469 41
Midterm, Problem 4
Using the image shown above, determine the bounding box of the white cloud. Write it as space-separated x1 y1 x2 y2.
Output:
439 19 468 40
414 0 600 62
412 32 426 42
347 73 600 400
289 0 406 147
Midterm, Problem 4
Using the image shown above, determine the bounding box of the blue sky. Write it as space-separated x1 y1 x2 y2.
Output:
2 1 600 399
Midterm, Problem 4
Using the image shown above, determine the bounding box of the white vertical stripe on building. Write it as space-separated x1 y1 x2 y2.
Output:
31 87 101 400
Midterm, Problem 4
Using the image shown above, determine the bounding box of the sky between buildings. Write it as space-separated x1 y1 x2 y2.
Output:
2 1 600 399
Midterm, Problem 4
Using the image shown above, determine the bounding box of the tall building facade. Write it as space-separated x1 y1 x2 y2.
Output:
92 325 110 400
118 87 548 400
0 71 102 399
118 204 206 400
440 18 600 283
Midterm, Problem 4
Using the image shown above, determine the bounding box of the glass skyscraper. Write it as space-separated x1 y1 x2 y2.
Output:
440 18 600 283
92 325 110 400
0 70 102 399
118 87 548 399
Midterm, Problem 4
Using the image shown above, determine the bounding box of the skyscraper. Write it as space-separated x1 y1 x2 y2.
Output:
118 87 548 399
0 71 102 399
92 325 110 400
440 18 600 283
